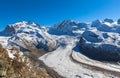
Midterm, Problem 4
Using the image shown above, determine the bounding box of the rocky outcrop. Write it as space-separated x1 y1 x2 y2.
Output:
104 18 114 23
49 20 87 36
0 44 50 78
117 18 120 24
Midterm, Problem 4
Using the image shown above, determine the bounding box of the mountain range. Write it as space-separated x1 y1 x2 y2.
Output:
1 18 120 78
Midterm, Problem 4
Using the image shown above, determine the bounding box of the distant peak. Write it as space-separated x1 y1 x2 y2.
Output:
62 20 72 23
6 21 40 30
104 18 114 23
2 21 41 36
91 19 102 27
54 20 77 27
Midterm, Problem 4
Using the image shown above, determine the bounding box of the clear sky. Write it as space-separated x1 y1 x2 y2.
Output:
0 0 120 30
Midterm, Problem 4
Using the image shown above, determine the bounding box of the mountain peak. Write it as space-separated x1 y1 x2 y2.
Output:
104 18 114 23
91 19 102 27
2 21 40 36
10 21 39 28
54 20 78 29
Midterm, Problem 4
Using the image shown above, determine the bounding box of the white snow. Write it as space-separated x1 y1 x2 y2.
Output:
7 49 15 59
0 36 10 48
40 36 119 78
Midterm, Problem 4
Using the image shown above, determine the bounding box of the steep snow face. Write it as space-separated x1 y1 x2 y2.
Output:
82 28 103 43
49 20 87 36
91 20 102 27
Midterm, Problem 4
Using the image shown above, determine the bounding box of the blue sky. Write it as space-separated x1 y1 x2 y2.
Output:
0 0 120 30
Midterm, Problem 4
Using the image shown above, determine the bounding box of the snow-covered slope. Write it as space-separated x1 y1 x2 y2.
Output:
1 19 120 78
2 21 56 53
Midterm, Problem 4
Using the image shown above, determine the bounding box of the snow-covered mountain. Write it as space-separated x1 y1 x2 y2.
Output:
2 21 56 52
48 20 87 36
1 19 120 78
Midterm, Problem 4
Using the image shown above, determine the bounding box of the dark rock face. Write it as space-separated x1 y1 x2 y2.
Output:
91 20 102 27
97 24 112 32
3 25 16 36
117 18 120 24
104 18 114 23
79 37 120 62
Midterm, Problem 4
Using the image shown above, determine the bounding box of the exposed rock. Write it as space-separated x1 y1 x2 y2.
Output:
79 38 120 62
2 25 16 36
0 44 50 78
117 18 120 24
91 20 102 27
104 18 114 23
49 20 79 35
